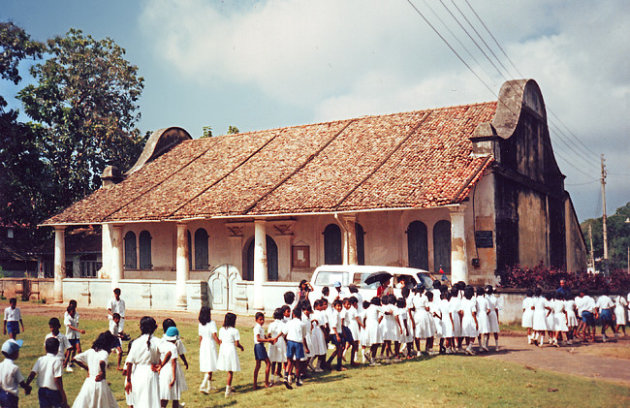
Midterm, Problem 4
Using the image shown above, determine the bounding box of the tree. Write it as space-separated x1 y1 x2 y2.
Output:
0 22 43 107
227 125 240 134
17 29 147 212
581 202 630 271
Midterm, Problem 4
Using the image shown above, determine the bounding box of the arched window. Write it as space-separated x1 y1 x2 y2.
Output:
187 230 192 270
324 224 342 265
407 221 428 270
244 235 278 281
194 228 209 270
124 231 137 269
139 230 152 270
355 223 365 265
433 220 451 275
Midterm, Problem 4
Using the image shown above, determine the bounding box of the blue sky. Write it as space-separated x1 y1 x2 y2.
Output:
2 0 629 222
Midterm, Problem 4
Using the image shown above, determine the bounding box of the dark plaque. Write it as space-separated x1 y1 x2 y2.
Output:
475 231 494 248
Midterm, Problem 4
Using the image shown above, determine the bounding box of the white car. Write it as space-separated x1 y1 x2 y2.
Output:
310 264 438 301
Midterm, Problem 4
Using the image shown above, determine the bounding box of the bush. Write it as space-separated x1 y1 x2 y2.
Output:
498 262 630 293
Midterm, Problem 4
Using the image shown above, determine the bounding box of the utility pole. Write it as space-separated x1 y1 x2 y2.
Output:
601 154 608 273
588 223 595 271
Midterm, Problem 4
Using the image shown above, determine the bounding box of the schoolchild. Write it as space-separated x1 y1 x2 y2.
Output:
217 313 244 398
364 297 383 365
198 306 219 394
252 312 274 390
300 301 316 375
162 319 189 371
531 287 551 347
0 339 31 407
45 318 72 369
449 287 463 351
109 313 124 370
459 286 479 355
124 317 161 408
358 301 371 363
423 291 437 354
71 331 118 408
283 307 309 387
564 294 578 344
25 337 68 408
475 287 490 352
485 286 501 350
413 286 434 354
64 305 85 372
395 297 412 358
440 291 455 354
284 291 297 311
577 290 596 342
596 289 616 342
379 295 397 360
343 297 360 366
106 288 126 332
544 293 556 344
614 292 628 336
326 300 346 371
552 293 568 346
401 287 416 357
267 308 288 383
3 298 24 340
158 327 187 407
521 289 535 344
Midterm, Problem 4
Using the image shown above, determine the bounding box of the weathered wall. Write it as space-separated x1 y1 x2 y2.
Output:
517 190 549 266
565 197 588 272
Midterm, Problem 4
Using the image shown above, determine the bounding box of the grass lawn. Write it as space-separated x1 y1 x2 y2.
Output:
10 314 630 407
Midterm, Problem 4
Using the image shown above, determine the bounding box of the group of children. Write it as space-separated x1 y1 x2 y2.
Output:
521 287 630 346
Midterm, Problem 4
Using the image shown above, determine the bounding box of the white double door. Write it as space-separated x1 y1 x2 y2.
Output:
208 264 240 310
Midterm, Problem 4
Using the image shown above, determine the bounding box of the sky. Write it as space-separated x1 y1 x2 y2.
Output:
2 0 629 222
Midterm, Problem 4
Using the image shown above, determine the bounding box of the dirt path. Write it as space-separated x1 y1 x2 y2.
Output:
480 335 630 386
19 303 630 386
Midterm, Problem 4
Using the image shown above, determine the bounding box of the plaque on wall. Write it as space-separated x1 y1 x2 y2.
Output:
292 245 310 268
475 231 494 248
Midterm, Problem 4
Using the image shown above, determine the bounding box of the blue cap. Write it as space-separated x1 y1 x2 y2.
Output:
164 326 180 340
334 281 342 288
2 339 23 355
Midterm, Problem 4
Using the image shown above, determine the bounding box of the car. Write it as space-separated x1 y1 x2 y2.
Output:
309 264 445 300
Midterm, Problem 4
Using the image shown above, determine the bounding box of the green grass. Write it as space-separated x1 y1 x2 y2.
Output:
10 315 630 407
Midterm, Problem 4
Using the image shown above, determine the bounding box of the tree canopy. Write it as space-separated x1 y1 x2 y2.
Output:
581 202 630 271
0 23 147 233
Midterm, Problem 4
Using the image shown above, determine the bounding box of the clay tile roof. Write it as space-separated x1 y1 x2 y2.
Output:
42 101 497 225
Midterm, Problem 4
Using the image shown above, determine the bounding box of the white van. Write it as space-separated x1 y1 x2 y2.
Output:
309 265 438 301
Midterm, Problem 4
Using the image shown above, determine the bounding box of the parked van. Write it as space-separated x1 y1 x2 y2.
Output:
310 265 441 300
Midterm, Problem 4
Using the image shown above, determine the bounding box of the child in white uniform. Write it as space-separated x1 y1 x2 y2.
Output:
64 305 85 372
475 287 490 352
25 337 68 408
45 317 72 369
364 297 383 365
531 288 550 347
125 316 161 408
217 313 244 397
459 287 478 355
522 289 534 344
267 308 287 382
564 295 578 344
615 293 628 336
158 326 187 406
485 286 501 350
198 306 219 394
0 339 31 407
71 331 118 408
449 287 463 351
552 294 568 346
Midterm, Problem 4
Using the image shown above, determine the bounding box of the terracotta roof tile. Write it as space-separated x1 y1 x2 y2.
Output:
42 101 497 225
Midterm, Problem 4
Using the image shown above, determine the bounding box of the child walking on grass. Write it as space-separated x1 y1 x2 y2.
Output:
267 308 287 384
253 312 275 390
25 337 68 408
158 326 187 408
217 313 244 398
283 307 309 387
198 306 219 394
0 339 31 407
71 331 118 408
3 298 24 340
45 317 72 369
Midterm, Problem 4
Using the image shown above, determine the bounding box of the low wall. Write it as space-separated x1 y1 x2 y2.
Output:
232 281 300 314
496 290 527 324
0 278 54 301
62 279 209 311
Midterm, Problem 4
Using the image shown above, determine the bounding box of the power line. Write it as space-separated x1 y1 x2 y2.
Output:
565 179 599 186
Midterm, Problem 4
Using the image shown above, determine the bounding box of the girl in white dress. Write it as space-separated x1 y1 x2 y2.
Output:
307 303 325 372
268 308 288 381
449 287 463 351
402 288 416 358
72 331 118 408
545 293 556 344
564 295 578 344
459 287 478 355
413 287 435 354
521 289 534 344
379 295 397 360
531 288 551 347
125 316 161 408
615 293 628 336
485 286 501 351
395 297 411 358
217 313 244 398
364 297 383 365
427 292 443 354
358 301 370 362
552 294 568 346
158 326 186 406
345 297 361 366
440 292 455 353
198 306 219 394
476 287 491 352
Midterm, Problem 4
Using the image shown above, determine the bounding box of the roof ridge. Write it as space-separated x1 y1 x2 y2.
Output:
200 101 497 140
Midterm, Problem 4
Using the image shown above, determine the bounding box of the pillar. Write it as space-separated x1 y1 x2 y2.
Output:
53 226 65 303
450 206 468 283
253 219 267 310
341 215 358 265
175 222 190 310
110 225 123 287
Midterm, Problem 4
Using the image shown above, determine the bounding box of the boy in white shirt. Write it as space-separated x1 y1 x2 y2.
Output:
252 312 274 390
283 308 309 387
595 290 616 342
106 288 126 331
44 318 72 369
25 337 68 408
109 313 124 370
3 298 24 340
0 339 31 407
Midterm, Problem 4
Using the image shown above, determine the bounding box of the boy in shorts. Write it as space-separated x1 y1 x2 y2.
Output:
283 308 309 388
3 299 24 340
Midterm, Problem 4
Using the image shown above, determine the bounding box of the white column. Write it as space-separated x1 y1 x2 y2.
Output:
110 225 123 287
253 220 267 310
450 206 469 283
340 215 358 265
53 227 65 303
175 223 190 310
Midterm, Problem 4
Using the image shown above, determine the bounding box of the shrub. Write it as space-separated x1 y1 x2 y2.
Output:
498 262 630 293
